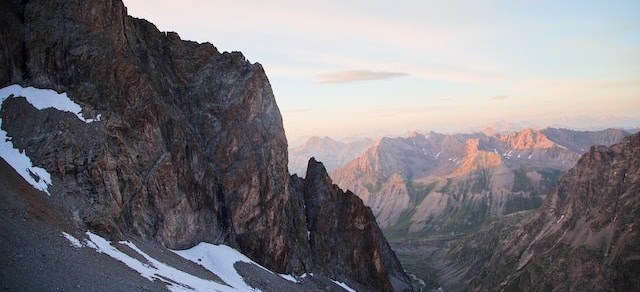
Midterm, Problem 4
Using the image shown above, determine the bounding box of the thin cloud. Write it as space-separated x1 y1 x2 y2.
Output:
491 95 509 100
315 70 408 83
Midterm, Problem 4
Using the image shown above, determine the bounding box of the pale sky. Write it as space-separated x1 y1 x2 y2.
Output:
123 0 640 142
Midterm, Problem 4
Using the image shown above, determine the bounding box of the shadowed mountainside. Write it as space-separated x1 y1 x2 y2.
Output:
0 0 410 290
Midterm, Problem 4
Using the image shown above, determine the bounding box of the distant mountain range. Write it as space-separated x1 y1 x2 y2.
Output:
399 132 640 291
288 136 373 176
330 127 630 239
468 131 640 291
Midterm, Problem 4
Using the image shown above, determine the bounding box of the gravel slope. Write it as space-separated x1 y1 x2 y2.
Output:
0 158 356 291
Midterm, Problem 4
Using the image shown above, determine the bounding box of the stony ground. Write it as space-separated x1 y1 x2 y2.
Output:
0 158 355 291
0 158 168 291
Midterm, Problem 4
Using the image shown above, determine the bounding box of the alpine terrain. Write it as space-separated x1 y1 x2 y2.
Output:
419 132 640 291
331 128 629 239
0 0 411 291
289 136 373 177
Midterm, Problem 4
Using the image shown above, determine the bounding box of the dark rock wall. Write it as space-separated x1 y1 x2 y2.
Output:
2 0 307 273
296 158 412 291
0 0 410 290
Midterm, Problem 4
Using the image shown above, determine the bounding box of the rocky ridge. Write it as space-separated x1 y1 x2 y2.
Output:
293 158 411 291
0 0 410 290
331 128 629 238
289 136 373 177
467 132 640 291
390 132 640 291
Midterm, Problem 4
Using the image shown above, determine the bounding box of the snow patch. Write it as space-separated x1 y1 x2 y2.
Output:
79 231 235 292
62 232 83 248
330 279 356 292
0 84 99 123
173 242 269 291
279 274 298 283
0 84 102 195
0 128 52 195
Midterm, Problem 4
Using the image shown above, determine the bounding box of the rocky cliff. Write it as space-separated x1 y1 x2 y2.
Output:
293 158 411 291
390 132 640 291
0 0 410 290
468 132 640 291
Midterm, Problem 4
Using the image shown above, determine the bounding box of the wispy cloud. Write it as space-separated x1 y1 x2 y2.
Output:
315 70 408 83
491 95 508 100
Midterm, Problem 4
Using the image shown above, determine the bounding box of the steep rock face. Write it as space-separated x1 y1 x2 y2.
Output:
293 158 412 291
331 128 629 238
470 133 640 291
1 0 308 273
0 1 412 289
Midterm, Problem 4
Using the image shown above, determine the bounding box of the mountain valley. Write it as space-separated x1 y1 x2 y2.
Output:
1 1 638 291
330 128 629 239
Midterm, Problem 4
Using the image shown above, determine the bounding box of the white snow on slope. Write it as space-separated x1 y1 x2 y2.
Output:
174 242 307 287
62 232 84 248
173 243 267 291
0 128 52 195
62 231 236 292
330 279 356 292
0 84 99 122
0 84 100 196
279 274 298 283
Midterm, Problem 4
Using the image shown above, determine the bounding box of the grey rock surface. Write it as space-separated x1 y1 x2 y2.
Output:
294 158 413 291
469 133 640 291
0 0 411 290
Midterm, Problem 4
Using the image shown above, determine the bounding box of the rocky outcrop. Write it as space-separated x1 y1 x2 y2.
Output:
469 132 640 291
331 128 629 238
0 0 410 290
293 158 412 291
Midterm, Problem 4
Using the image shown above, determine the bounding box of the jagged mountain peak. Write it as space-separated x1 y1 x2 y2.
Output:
305 157 330 181
498 128 556 150
296 157 413 291
331 127 630 237
469 132 640 291
0 1 410 290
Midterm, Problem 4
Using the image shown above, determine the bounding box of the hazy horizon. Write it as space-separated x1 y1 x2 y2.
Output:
124 0 640 141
